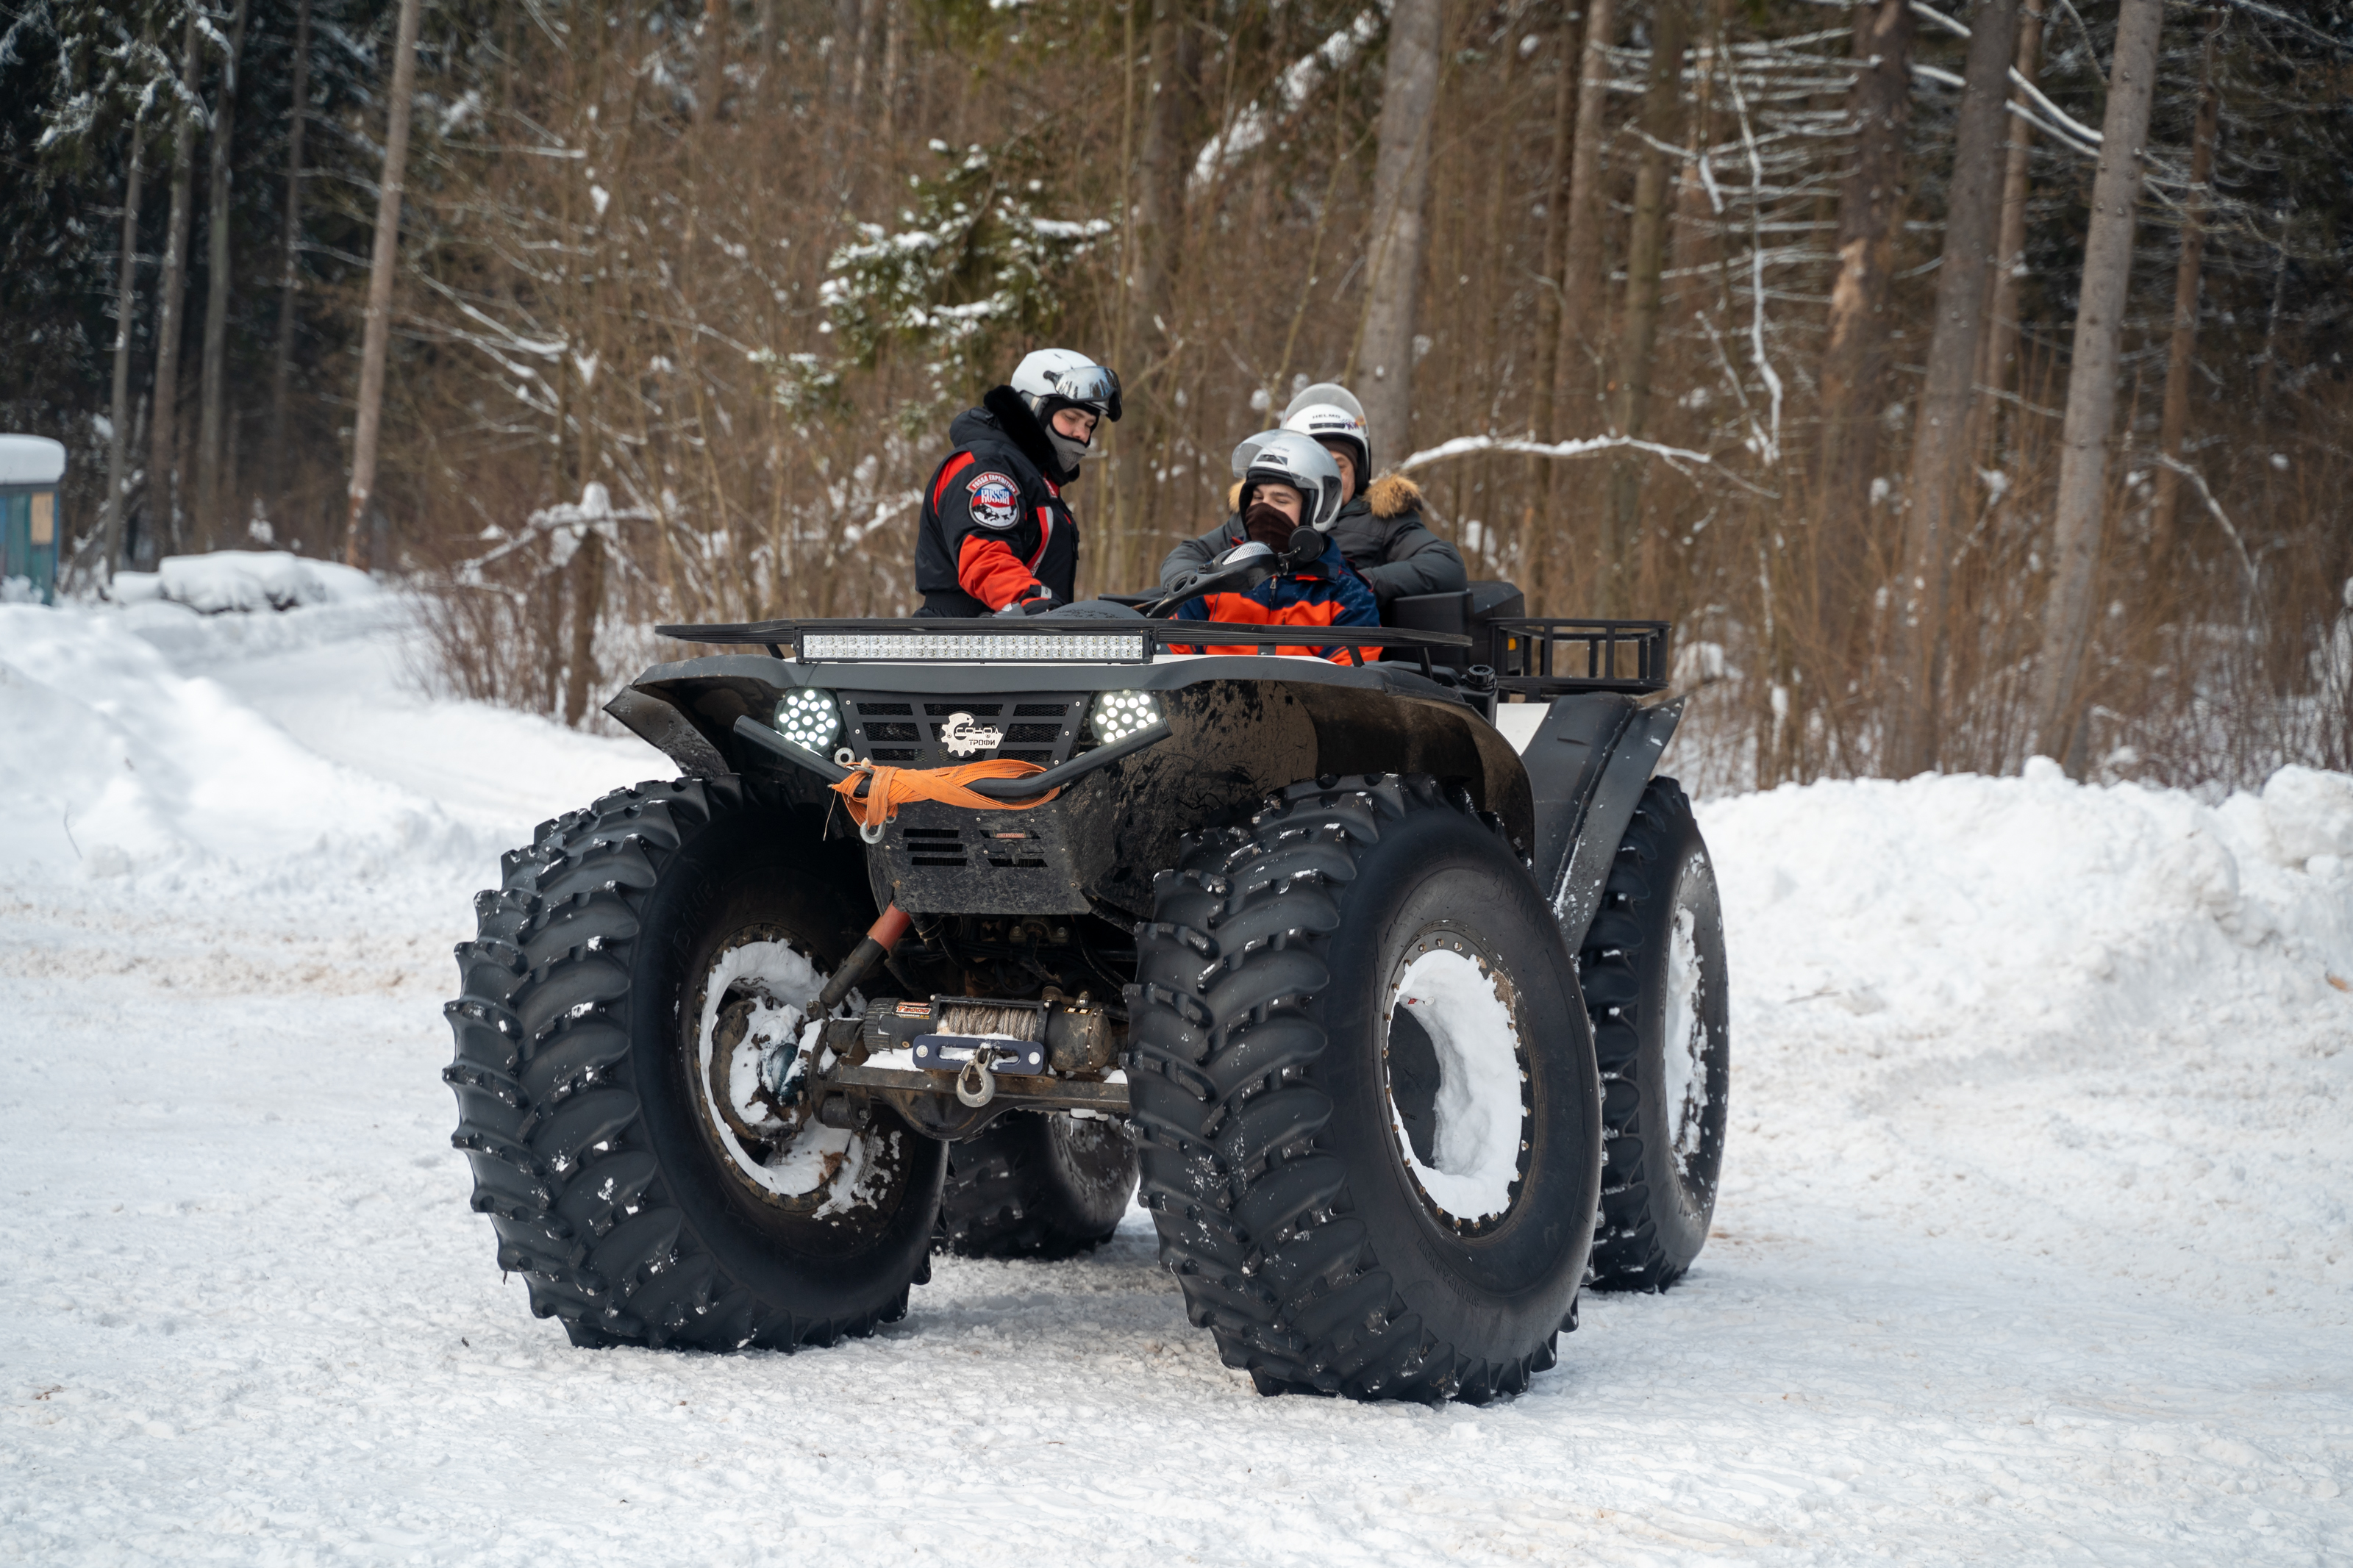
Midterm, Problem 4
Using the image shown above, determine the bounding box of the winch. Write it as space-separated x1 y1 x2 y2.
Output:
811 989 1126 1135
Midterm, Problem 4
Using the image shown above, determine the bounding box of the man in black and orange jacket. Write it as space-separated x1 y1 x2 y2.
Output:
913 350 1121 618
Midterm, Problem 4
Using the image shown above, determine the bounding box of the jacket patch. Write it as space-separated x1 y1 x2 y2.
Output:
967 471 1021 529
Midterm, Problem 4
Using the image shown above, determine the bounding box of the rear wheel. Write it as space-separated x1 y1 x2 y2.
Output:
1579 776 1729 1292
444 778 943 1350
1131 774 1602 1403
936 1113 1138 1260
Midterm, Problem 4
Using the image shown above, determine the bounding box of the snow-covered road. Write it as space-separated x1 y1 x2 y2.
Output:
3 591 2348 1564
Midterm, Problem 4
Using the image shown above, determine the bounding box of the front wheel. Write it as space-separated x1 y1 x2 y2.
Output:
1131 775 1603 1403
443 778 943 1350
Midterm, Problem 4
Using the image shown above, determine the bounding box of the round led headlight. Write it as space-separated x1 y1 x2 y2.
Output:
775 687 840 752
1089 690 1164 745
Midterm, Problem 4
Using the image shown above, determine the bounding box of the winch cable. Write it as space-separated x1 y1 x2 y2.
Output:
829 757 1060 843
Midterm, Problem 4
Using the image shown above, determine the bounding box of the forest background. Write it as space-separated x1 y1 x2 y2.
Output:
2 0 2348 792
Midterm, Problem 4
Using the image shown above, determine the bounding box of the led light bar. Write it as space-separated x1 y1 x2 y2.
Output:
798 631 1149 663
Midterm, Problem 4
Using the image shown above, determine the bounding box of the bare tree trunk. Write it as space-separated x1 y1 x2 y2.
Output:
751 0 777 110
1099 0 1141 599
829 0 860 104
344 0 425 568
1974 0 2043 454
1556 0 1618 409
196 0 251 549
149 5 202 557
1600 0 1691 615
879 0 901 147
1126 0 1193 373
851 0 877 115
1814 0 1915 667
1356 0 1444 470
1120 0 1199 562
2149 7 2224 565
2029 0 2165 772
1528 15 1582 425
1668 0 1729 314
1523 7 1585 612
103 124 146 585
699 0 727 129
268 0 313 487
563 531 607 726
1884 0 2020 779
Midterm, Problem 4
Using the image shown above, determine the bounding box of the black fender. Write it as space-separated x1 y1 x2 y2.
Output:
603 686 735 779
1516 695 1686 951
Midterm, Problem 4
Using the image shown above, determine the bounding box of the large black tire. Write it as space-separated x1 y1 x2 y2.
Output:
1579 776 1730 1292
1130 774 1602 1403
935 1113 1138 1260
443 778 944 1350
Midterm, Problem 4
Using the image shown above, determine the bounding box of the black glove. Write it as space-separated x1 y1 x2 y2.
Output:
995 588 1063 617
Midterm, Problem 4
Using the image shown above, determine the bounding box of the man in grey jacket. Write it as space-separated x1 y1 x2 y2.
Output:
1158 382 1467 611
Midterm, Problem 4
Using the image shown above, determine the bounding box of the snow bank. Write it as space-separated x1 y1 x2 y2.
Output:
0 596 646 912
1701 757 2353 1316
113 550 378 614
0 606 484 897
1705 756 2353 1034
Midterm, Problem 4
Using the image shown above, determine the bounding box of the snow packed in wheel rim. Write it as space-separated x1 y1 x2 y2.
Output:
1663 861 1713 1173
1384 935 1532 1227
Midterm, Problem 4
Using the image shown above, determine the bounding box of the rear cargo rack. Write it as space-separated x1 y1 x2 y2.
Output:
1488 619 1671 698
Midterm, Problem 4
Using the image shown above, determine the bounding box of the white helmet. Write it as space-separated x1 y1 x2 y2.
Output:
1229 429 1345 531
1010 348 1122 477
1281 400 1370 494
1282 381 1365 424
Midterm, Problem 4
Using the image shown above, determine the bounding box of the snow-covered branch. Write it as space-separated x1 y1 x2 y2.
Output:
1397 433 1716 473
1190 8 1386 190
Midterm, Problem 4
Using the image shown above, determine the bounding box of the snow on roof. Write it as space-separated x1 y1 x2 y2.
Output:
0 434 66 487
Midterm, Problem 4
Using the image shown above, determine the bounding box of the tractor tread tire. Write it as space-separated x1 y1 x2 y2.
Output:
1130 773 1593 1404
1579 776 1729 1295
935 1114 1136 1261
445 777 926 1352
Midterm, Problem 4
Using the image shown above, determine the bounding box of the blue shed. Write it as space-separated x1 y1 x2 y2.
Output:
0 435 67 604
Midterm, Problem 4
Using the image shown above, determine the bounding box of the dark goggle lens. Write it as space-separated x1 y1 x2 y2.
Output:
1051 365 1120 409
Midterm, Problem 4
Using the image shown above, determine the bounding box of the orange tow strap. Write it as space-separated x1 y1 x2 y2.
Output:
829 756 1060 832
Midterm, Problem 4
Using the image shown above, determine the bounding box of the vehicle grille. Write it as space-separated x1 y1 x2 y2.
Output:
841 692 1087 771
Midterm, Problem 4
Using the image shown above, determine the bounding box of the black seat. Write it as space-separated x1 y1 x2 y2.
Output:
1388 581 1526 671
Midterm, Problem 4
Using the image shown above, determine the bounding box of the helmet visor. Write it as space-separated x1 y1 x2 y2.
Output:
1046 364 1121 419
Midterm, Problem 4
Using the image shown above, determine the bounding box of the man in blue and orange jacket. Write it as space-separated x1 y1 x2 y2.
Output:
1164 430 1380 662
913 350 1120 618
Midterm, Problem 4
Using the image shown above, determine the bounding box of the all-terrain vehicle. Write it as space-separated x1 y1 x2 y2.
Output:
443 558 1729 1403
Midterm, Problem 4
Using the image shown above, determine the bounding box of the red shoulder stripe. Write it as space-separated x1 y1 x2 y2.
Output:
931 451 978 510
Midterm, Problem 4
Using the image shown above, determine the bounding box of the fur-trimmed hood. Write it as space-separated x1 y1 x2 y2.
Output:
1365 473 1421 520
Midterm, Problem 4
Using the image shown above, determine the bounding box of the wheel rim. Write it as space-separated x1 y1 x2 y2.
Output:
1662 856 1713 1171
682 923 895 1216
1381 927 1533 1234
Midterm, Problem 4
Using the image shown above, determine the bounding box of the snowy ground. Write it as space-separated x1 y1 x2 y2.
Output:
2 587 2348 1564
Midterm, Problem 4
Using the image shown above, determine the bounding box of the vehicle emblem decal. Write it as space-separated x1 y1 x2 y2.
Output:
939 712 1005 756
